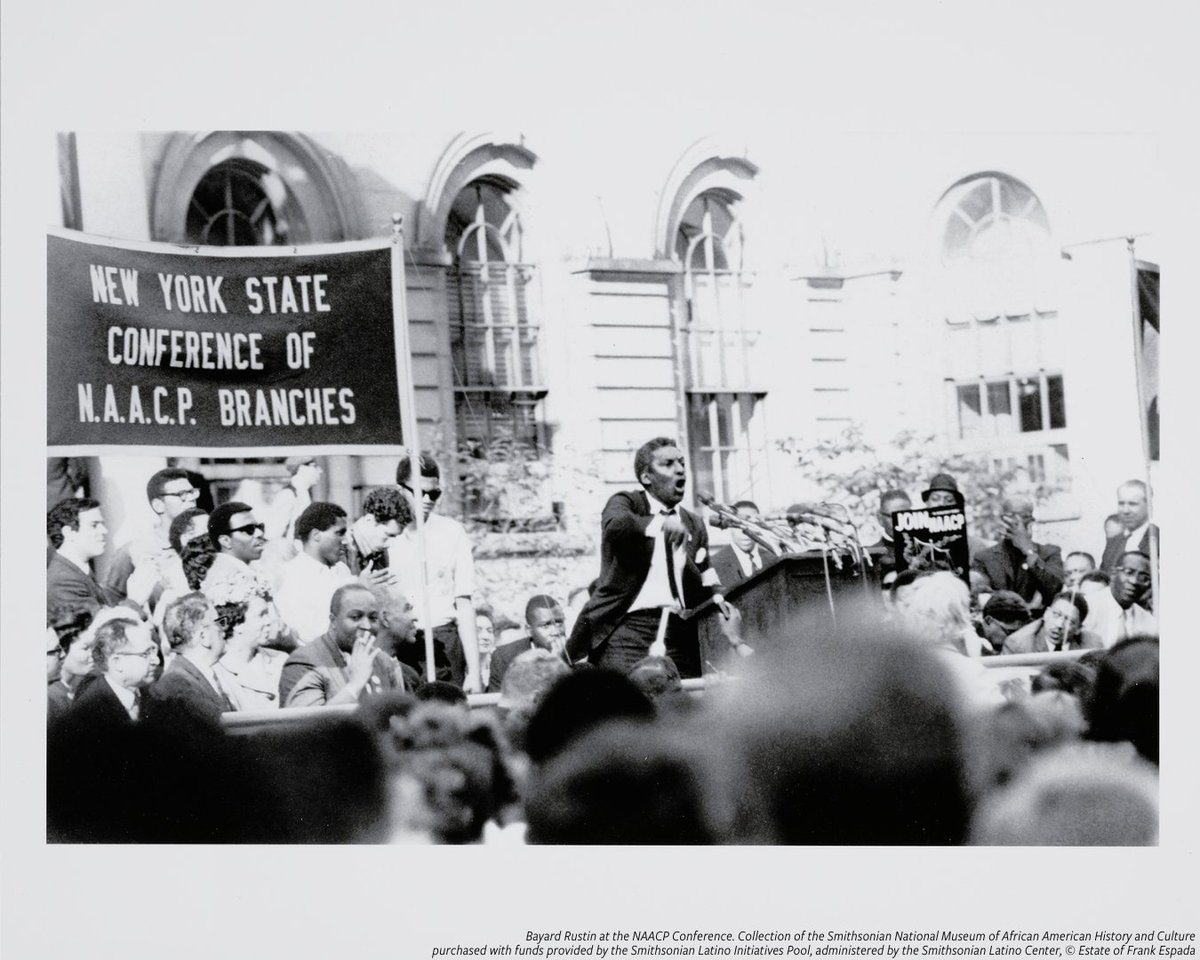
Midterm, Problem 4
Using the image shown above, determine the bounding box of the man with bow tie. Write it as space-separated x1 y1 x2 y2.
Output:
566 438 727 678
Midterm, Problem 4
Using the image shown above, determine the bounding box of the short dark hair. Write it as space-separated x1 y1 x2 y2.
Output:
732 500 760 513
208 501 253 545
181 535 219 591
169 507 208 555
525 593 560 625
396 454 440 486
633 437 677 482
1066 550 1096 568
330 582 374 617
1049 591 1089 623
146 467 192 504
162 593 213 651
47 497 101 549
295 501 346 545
362 486 412 526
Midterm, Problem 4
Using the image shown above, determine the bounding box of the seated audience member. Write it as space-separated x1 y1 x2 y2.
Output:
382 701 519 844
487 594 568 693
979 591 1031 654
279 584 404 707
100 467 201 604
970 743 1158 845
524 669 655 766
496 649 573 753
1084 635 1158 765
525 720 719 845
868 489 913 587
67 616 159 729
1064 551 1097 589
369 583 425 693
1003 592 1096 654
971 496 1064 610
1100 480 1159 574
147 592 234 727
151 518 214 631
203 502 295 652
274 502 357 643
965 693 1087 799
1031 657 1099 698
475 606 497 689
710 500 775 588
47 609 96 725
1080 551 1156 648
169 507 210 557
214 592 288 711
716 636 971 845
47 497 120 616
344 487 412 575
896 572 1004 708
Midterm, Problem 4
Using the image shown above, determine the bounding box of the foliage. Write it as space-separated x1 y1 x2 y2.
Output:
777 424 1066 541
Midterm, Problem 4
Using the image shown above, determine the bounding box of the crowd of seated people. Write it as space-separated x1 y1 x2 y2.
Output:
44 465 1160 845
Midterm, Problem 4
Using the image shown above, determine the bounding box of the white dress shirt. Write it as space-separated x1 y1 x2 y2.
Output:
629 493 686 613
274 551 355 643
387 514 476 628
1082 588 1157 648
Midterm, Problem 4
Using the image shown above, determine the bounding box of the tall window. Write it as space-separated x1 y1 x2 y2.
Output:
677 190 765 503
956 372 1067 440
445 180 545 456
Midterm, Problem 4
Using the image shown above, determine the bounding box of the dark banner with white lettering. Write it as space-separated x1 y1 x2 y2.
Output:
47 230 405 453
891 506 970 584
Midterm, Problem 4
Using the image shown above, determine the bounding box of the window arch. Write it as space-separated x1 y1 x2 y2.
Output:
150 132 362 245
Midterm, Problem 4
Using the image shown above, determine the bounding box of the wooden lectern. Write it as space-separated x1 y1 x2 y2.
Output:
692 548 888 676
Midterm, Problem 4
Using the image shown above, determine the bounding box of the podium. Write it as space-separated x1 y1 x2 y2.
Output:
693 548 887 676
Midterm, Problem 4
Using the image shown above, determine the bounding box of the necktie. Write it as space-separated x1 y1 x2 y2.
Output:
129 691 141 722
750 551 762 574
661 509 682 604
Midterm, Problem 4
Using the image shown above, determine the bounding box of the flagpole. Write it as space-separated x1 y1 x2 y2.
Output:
1126 237 1159 612
391 215 437 682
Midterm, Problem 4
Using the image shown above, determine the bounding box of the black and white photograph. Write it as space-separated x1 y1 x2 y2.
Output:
2 0 1195 956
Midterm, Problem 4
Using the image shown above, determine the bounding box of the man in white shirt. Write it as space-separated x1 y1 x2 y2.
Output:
1100 480 1159 575
1082 551 1157 648
274 502 357 643
388 455 481 692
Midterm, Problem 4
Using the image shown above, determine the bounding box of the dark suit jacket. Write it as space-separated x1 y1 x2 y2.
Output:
146 655 232 727
486 636 533 693
567 491 717 659
67 675 137 731
47 552 118 617
709 544 766 590
1100 524 1160 574
971 540 1064 608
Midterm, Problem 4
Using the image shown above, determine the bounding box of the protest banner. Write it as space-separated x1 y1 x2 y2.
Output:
47 230 408 455
891 506 970 583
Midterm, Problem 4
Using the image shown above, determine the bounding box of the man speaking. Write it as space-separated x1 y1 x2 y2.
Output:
566 438 726 678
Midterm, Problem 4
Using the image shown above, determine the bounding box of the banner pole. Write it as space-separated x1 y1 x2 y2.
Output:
391 215 437 683
1125 238 1159 613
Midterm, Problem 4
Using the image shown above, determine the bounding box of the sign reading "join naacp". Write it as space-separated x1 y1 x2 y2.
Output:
47 230 409 454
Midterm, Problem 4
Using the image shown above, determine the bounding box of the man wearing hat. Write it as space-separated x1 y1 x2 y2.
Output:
920 472 993 559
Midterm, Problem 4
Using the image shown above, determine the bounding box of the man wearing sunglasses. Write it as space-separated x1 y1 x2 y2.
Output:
387 454 481 692
202 501 297 652
100 468 201 607
1081 550 1157 648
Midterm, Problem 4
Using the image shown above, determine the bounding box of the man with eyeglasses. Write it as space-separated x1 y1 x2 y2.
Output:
202 501 297 652
99 468 203 606
66 616 159 728
387 454 482 692
1081 550 1157 648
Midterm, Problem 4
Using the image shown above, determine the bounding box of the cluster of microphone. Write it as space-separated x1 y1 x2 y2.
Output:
697 493 868 570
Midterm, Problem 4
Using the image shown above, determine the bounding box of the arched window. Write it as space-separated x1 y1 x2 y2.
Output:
445 178 545 456
664 147 766 505
185 158 306 246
